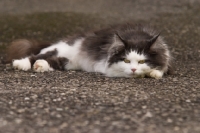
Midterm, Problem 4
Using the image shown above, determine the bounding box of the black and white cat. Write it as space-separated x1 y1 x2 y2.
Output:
6 23 173 79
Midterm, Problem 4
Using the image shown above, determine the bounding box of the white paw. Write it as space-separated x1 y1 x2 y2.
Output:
13 58 31 71
150 70 163 79
33 60 53 72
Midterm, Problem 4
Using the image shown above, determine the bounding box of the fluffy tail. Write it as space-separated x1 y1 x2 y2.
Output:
4 39 51 64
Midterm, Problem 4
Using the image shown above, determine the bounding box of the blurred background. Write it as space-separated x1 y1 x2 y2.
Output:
0 0 198 39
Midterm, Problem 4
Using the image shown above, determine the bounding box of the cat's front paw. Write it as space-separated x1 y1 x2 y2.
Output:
150 70 163 79
13 58 31 71
33 60 53 72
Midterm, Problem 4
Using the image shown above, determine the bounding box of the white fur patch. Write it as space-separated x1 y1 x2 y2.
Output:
13 57 31 71
33 60 53 72
126 51 146 61
77 57 107 73
93 59 107 73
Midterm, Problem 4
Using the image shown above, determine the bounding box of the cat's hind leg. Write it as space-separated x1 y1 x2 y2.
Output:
13 49 68 72
12 49 57 71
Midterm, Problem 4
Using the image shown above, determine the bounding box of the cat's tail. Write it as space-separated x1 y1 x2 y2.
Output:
4 39 52 64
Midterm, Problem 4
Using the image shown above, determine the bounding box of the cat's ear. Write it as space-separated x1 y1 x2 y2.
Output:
108 33 126 56
115 33 128 47
147 34 160 49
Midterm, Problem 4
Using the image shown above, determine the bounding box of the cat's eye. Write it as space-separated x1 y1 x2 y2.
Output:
124 59 131 63
138 60 145 64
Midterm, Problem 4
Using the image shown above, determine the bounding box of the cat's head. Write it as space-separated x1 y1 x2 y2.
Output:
107 32 169 77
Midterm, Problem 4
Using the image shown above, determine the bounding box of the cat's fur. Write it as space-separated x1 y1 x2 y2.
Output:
5 23 173 79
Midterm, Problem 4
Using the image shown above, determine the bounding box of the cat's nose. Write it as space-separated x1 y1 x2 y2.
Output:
131 68 136 72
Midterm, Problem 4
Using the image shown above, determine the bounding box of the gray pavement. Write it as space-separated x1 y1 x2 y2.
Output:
0 0 200 133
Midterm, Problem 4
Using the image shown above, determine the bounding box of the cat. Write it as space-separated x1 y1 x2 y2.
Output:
5 23 173 79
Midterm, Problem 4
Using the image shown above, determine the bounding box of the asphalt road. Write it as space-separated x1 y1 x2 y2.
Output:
0 0 200 133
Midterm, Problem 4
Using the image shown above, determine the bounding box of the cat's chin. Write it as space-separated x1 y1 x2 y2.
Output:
135 74 146 78
126 73 145 78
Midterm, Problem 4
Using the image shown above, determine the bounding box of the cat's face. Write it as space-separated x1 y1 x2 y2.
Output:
107 50 151 77
106 33 167 77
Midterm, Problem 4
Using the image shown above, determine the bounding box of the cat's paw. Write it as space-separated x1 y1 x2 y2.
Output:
33 59 53 72
13 58 31 71
150 70 163 79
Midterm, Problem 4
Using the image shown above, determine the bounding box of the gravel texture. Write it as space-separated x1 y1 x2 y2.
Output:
0 0 200 133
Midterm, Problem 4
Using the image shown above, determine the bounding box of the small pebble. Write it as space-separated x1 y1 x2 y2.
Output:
56 108 63 111
31 75 37 77
167 118 173 123
186 99 191 103
24 97 30 100
174 126 180 131
145 112 153 118
15 118 22 124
